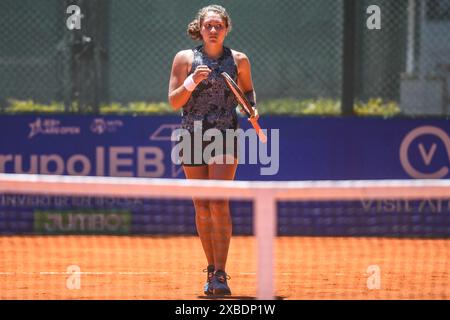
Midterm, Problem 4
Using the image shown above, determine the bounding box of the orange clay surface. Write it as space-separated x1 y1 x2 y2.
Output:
1 236 449 299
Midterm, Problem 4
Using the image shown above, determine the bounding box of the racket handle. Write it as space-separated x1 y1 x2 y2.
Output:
249 118 267 143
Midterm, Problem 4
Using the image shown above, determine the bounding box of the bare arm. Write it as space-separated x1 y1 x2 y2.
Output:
168 50 211 110
233 51 259 118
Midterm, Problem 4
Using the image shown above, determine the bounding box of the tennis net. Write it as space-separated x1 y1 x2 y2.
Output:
0 173 449 299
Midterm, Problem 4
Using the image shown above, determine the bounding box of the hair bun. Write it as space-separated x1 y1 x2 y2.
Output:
187 19 202 41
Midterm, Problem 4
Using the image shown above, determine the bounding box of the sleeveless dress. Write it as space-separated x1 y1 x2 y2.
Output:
181 45 239 132
179 45 240 166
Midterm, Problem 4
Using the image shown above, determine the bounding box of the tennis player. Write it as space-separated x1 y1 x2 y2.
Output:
168 4 258 296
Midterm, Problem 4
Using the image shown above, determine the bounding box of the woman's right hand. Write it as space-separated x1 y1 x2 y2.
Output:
192 65 211 84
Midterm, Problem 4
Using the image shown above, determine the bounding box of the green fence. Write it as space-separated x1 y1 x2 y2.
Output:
0 0 449 116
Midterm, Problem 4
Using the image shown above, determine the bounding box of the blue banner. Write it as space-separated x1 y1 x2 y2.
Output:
1 115 449 236
1 115 450 180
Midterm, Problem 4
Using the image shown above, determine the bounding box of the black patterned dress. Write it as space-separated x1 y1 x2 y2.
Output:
181 45 239 132
178 45 240 166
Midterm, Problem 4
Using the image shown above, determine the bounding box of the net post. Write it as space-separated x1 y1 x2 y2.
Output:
254 189 276 300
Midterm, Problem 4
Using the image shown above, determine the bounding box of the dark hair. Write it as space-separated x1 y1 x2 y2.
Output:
187 5 232 41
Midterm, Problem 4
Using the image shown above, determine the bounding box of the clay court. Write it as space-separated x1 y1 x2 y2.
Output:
1 235 448 300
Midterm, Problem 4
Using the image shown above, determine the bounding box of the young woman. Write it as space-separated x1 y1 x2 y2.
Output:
168 5 258 296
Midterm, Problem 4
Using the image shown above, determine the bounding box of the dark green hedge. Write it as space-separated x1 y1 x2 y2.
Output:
2 98 401 117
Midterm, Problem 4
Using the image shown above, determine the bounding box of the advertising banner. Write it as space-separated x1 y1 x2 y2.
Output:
1 115 449 236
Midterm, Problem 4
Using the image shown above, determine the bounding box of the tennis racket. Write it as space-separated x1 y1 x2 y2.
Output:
221 72 267 143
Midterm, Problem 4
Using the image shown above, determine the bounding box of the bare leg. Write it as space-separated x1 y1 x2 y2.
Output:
183 165 214 266
208 157 238 272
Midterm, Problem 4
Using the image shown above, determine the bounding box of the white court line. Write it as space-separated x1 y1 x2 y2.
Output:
0 272 319 276
0 271 259 276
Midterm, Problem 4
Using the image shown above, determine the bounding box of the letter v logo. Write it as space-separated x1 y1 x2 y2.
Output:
418 143 437 166
400 126 450 179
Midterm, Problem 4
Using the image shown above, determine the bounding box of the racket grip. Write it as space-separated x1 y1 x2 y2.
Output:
249 118 267 143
